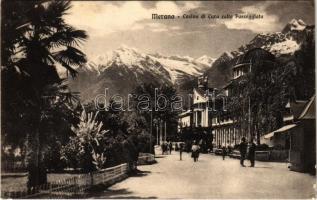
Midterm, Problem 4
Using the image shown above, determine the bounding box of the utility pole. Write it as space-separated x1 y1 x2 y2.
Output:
248 61 252 142
150 110 152 153
248 96 251 142
156 124 159 145
164 121 167 141
159 119 163 145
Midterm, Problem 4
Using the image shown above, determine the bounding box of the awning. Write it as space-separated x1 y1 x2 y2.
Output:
263 124 297 139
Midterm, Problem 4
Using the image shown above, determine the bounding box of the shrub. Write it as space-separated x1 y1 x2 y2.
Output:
43 141 66 172
61 110 108 172
256 143 269 151
60 137 81 170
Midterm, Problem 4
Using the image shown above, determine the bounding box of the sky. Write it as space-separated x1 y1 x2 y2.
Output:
64 1 314 59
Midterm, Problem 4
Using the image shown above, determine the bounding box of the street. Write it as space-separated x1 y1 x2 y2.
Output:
94 150 316 199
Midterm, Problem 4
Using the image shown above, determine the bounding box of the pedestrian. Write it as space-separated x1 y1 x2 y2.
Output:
239 137 247 167
248 140 256 167
179 142 184 161
169 142 173 154
222 146 227 160
227 145 232 155
161 143 164 155
191 141 200 162
163 141 167 155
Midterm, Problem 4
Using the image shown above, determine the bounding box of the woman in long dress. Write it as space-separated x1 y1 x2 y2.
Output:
191 141 200 162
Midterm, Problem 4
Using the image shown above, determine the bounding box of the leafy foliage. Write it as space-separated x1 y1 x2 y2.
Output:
1 0 88 187
226 45 315 143
62 110 108 172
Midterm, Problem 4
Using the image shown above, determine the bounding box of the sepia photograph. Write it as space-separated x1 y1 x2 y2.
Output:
1 0 316 199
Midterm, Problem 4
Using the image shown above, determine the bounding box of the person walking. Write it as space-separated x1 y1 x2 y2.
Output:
179 142 184 161
164 141 168 154
248 140 256 167
169 142 173 154
161 143 165 155
175 142 179 151
222 146 227 160
239 137 247 167
191 141 200 162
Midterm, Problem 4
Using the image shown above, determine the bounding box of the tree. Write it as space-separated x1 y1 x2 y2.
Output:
132 83 179 144
70 110 108 172
227 49 283 143
1 1 87 187
227 47 315 144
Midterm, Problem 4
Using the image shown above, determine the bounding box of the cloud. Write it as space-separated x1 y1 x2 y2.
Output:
221 3 281 33
131 23 182 32
64 1 201 36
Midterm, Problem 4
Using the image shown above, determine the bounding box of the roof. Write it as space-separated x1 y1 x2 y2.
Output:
194 88 207 97
178 110 192 117
263 124 297 139
242 48 275 63
232 62 251 69
289 100 308 119
234 48 276 71
223 80 233 89
298 95 315 120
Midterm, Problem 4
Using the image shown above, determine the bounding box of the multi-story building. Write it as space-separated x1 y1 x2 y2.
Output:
192 76 212 128
178 110 191 130
177 58 253 148
178 75 213 130
179 48 314 153
177 75 214 151
211 56 252 148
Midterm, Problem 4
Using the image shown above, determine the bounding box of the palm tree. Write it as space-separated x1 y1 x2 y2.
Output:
2 1 88 187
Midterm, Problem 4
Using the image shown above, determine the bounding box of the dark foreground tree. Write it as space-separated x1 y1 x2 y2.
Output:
1 1 87 188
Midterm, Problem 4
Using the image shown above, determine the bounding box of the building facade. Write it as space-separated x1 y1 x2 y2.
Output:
178 48 314 153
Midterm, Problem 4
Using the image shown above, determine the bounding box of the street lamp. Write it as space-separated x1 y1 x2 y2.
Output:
153 118 158 145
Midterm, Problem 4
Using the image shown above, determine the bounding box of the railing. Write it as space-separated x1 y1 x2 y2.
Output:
255 151 270 161
1 160 26 172
227 150 271 161
2 163 128 199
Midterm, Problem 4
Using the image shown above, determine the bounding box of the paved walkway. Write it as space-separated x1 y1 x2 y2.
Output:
94 150 316 199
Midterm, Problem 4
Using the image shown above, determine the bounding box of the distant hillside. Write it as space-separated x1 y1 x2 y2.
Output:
68 46 215 102
204 19 315 89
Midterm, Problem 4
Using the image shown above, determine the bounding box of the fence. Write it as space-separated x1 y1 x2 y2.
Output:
255 151 270 161
269 150 289 161
2 163 128 199
228 150 271 161
1 160 26 172
137 153 155 165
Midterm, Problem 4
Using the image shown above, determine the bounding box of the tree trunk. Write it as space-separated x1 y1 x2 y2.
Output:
26 124 47 189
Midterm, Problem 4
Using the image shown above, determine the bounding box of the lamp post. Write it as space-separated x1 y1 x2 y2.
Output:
153 118 159 145
164 121 167 141
150 110 152 153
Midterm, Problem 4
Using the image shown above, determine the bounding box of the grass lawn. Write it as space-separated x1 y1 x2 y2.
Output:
1 172 83 192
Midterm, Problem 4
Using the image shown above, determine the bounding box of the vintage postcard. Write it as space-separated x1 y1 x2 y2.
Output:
1 0 316 199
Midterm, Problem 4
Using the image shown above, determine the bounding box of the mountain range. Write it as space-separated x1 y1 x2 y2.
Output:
68 46 215 101
204 18 314 88
68 19 314 102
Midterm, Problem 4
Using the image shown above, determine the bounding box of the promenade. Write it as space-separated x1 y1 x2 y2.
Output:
94 150 316 199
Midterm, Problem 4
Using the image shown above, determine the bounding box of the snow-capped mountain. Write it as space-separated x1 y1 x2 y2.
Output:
269 38 300 55
282 19 307 32
85 46 211 84
194 55 216 67
69 46 215 101
68 19 313 101
205 19 314 88
87 46 171 82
